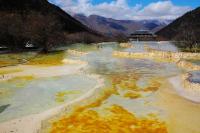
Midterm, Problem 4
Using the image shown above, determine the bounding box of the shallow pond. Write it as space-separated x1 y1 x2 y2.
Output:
0 74 97 122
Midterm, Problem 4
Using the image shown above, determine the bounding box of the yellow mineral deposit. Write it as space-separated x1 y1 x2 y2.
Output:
118 80 139 91
7 75 35 88
113 46 200 63
145 46 200 60
55 90 81 103
45 72 167 133
0 68 22 75
111 74 161 93
0 88 10 98
7 75 34 82
143 79 161 92
112 51 179 62
67 49 88 56
50 104 167 133
62 59 87 65
0 60 12 66
76 87 119 110
119 42 134 48
111 74 140 91
124 91 142 99
27 52 65 66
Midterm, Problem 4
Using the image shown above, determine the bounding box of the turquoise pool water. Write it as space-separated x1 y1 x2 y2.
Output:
0 74 96 122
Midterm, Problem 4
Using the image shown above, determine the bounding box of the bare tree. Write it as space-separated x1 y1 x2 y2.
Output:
23 12 65 52
0 11 65 52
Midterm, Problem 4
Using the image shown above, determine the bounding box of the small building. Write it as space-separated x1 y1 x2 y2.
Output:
128 30 157 41
0 45 8 51
24 41 38 50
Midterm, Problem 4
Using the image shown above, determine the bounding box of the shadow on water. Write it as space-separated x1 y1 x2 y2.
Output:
0 104 10 114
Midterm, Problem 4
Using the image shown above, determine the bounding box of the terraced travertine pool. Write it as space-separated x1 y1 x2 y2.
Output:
0 42 200 133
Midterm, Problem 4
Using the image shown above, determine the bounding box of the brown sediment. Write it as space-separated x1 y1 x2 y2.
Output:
124 91 142 99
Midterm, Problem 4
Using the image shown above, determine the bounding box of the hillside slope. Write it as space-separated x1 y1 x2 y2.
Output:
0 0 95 33
0 0 100 51
74 14 171 37
157 7 200 43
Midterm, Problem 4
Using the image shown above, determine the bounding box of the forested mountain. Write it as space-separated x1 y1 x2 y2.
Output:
0 0 101 51
74 14 171 37
157 7 200 48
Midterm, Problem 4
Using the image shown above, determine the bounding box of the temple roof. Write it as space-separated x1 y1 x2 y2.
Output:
131 30 154 35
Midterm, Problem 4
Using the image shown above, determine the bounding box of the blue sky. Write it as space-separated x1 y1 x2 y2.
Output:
91 0 200 8
49 0 199 20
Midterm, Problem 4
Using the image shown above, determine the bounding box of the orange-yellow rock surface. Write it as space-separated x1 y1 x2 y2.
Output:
50 105 167 133
48 73 166 133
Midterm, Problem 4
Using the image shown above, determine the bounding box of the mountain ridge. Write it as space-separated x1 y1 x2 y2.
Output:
0 0 97 34
74 14 172 37
157 7 200 44
0 0 101 51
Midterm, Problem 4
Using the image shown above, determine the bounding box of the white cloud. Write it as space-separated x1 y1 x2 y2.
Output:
49 0 192 20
